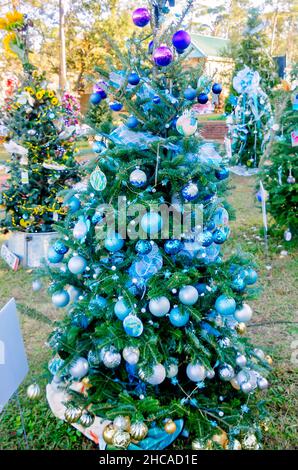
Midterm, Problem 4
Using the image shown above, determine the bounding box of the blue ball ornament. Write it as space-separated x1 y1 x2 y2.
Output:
109 101 123 112
53 240 68 255
207 220 216 231
141 212 163 235
201 230 213 247
126 116 139 129
245 268 258 285
164 239 183 255
127 72 140 86
92 212 104 225
231 276 246 292
212 83 222 95
71 312 90 329
215 167 229 180
148 40 154 54
213 229 227 244
52 290 70 308
114 299 132 320
215 295 236 316
68 255 87 275
195 283 208 295
169 307 189 327
67 196 81 213
132 7 151 27
184 87 197 101
123 314 144 337
153 95 161 104
197 92 208 104
181 181 199 201
89 296 107 313
48 246 64 263
90 93 102 105
135 240 152 255
104 232 124 252
172 30 191 50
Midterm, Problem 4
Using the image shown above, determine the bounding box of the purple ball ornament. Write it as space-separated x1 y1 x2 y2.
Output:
172 30 191 51
153 45 173 67
132 7 151 27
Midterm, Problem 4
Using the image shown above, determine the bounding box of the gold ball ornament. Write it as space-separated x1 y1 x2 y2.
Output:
112 430 131 449
265 355 273 366
236 322 247 335
212 429 229 447
230 377 240 390
103 424 116 445
79 410 95 428
224 438 242 450
164 419 177 434
260 420 270 432
64 405 82 423
130 421 148 441
242 433 259 450
26 383 41 400
113 415 131 431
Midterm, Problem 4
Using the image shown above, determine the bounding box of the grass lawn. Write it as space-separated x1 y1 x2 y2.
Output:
0 174 297 450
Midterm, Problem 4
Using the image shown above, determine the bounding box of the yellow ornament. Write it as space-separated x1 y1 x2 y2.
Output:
236 322 247 335
260 420 269 432
212 429 228 447
103 424 116 444
113 415 131 431
164 419 177 434
265 355 273 366
112 430 131 449
130 422 148 441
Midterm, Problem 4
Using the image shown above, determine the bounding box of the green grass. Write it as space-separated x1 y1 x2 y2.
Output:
0 174 297 450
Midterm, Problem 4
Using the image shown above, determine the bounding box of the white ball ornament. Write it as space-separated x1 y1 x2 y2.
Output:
176 113 198 136
236 354 247 368
234 303 253 323
142 363 166 385
122 346 140 365
253 348 265 360
129 169 147 188
148 297 170 317
103 350 121 369
178 285 198 306
68 255 87 275
69 357 89 379
240 381 253 394
186 363 206 382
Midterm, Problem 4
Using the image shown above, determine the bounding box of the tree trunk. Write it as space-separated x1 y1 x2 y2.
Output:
59 0 67 91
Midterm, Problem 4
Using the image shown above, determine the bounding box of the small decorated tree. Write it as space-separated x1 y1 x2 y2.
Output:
43 1 271 451
227 67 273 168
0 11 80 233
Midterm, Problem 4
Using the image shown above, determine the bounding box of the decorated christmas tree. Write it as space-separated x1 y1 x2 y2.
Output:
227 66 273 168
261 76 298 239
0 11 80 233
44 1 271 450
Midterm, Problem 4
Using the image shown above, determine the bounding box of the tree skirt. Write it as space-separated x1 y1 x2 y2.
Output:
229 165 260 176
46 382 110 449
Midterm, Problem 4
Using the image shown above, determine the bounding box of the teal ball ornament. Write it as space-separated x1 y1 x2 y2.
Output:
68 255 87 275
69 357 89 379
245 268 258 285
129 169 147 187
53 240 68 255
114 299 132 320
52 290 70 308
169 307 189 327
234 303 253 323
178 285 198 305
48 246 64 263
67 196 80 213
104 232 124 252
215 167 229 180
90 166 107 191
126 116 139 129
164 239 183 255
215 295 236 316
123 314 144 337
149 296 170 317
141 212 163 235
135 240 152 255
231 276 246 292
213 229 227 244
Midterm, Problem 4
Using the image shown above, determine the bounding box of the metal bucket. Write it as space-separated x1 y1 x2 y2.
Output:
7 231 58 268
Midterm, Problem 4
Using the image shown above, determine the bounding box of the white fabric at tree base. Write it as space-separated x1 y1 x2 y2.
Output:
46 382 110 450
229 165 260 176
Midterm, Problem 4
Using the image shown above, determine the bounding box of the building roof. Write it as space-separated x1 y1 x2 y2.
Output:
188 34 230 59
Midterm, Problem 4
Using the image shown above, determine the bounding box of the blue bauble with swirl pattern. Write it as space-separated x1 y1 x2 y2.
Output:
164 239 183 255
48 246 64 263
181 181 199 201
104 232 124 252
215 295 236 316
169 307 189 327
135 240 152 255
123 314 144 337
53 240 69 255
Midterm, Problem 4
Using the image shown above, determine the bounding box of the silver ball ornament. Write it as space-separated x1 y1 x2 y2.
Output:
236 354 247 368
122 346 140 365
69 357 89 379
148 296 170 317
103 350 121 369
186 363 206 382
166 363 178 378
218 364 235 381
26 383 41 400
140 363 166 385
178 285 198 305
64 404 82 423
79 410 95 427
240 381 254 394
257 376 269 390
234 303 253 323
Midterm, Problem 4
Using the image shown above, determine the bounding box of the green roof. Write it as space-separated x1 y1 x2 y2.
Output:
189 34 230 58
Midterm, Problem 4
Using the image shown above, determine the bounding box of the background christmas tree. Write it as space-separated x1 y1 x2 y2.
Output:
260 70 298 238
44 1 271 451
0 11 80 233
